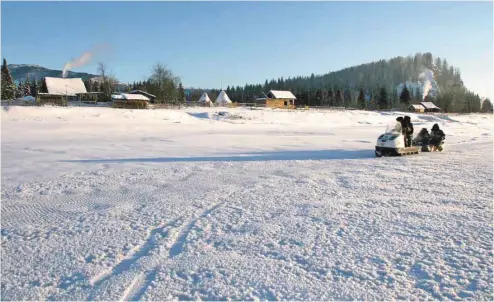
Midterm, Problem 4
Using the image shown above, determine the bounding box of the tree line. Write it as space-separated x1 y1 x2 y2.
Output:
205 52 491 113
2 55 492 113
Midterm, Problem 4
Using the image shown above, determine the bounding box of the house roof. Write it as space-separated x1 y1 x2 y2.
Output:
268 90 297 99
121 93 150 101
112 93 150 101
45 77 87 96
256 92 268 101
420 102 441 109
129 90 156 99
409 104 425 110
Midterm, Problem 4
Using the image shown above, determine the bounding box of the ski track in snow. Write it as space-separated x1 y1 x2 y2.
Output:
1 106 493 301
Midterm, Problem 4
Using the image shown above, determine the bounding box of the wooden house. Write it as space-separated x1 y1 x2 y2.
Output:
265 90 297 109
408 104 425 113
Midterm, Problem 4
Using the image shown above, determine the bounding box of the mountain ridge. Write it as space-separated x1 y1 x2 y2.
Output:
8 64 98 83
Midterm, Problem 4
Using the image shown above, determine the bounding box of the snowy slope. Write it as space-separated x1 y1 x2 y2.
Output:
1 107 493 300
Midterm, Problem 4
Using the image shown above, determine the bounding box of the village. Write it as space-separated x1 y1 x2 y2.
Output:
4 75 445 114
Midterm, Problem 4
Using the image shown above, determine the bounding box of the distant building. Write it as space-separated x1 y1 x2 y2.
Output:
128 90 156 103
265 90 296 109
420 102 441 112
111 93 150 102
408 104 425 113
38 77 89 105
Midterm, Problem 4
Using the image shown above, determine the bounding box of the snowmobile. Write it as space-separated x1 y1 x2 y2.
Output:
375 121 421 157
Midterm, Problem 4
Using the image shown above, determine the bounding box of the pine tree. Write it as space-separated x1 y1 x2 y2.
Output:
357 88 366 109
178 82 185 102
335 90 343 106
399 85 411 107
328 88 334 106
414 87 421 102
1 58 16 100
24 77 31 96
482 98 493 113
31 78 38 97
40 78 48 93
378 87 388 109
15 81 24 99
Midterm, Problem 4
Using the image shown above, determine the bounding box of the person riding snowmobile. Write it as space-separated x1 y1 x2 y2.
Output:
415 128 430 146
403 116 414 147
430 123 445 151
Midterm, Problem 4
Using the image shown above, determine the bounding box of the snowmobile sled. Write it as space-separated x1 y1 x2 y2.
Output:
375 121 421 157
415 140 445 152
413 129 445 152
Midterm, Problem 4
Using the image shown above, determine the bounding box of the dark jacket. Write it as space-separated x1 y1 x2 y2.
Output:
403 116 414 135
431 129 445 140
416 128 430 144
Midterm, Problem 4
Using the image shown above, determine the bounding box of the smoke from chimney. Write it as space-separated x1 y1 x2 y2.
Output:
62 44 108 78
419 69 434 101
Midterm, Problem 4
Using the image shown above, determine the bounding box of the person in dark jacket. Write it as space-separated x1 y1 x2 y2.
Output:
403 116 414 147
396 117 405 132
415 128 430 146
430 123 445 151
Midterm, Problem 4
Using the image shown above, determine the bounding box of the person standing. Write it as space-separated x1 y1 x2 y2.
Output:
403 116 414 147
430 123 445 151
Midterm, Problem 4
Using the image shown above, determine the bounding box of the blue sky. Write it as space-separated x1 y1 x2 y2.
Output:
2 1 492 98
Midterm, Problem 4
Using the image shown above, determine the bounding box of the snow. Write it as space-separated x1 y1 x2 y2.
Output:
1 106 493 300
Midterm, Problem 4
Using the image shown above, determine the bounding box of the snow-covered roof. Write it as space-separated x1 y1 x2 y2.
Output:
198 92 211 103
215 90 232 105
129 90 156 99
268 90 296 99
256 92 268 101
111 94 125 100
45 77 87 96
420 102 441 109
409 104 425 110
121 93 150 101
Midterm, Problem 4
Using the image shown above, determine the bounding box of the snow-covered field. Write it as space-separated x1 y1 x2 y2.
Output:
1 106 493 301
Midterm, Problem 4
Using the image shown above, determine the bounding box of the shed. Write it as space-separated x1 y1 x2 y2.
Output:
420 102 441 112
408 104 425 113
128 90 156 103
265 90 297 109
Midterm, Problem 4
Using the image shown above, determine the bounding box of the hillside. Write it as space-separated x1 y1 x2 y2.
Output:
201 52 484 112
8 64 98 83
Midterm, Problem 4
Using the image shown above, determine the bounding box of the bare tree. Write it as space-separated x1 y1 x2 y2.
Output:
97 62 118 97
149 62 180 103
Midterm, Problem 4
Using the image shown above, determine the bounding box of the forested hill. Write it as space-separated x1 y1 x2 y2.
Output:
8 64 98 83
203 52 487 113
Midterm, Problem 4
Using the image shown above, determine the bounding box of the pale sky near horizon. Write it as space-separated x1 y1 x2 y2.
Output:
2 1 493 99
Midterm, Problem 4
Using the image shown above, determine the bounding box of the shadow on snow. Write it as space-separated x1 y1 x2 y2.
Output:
62 149 375 164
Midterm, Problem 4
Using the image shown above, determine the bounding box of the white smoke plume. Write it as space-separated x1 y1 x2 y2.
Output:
419 69 434 101
62 44 108 78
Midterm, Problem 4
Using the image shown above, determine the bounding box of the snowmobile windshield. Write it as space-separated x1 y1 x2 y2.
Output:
385 121 402 134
